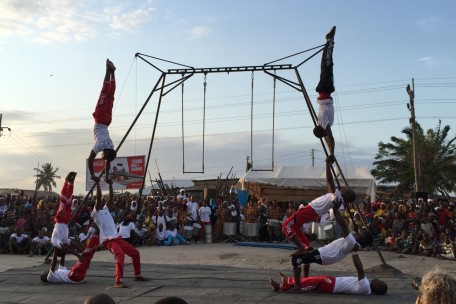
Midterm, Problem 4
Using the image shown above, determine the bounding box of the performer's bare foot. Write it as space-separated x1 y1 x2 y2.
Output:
106 59 116 71
278 271 288 284
114 282 128 288
269 277 279 292
326 26 336 40
135 276 149 281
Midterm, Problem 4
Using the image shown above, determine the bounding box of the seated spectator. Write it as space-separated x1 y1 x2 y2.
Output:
437 234 455 261
164 223 189 246
9 227 31 254
155 223 166 246
118 214 137 245
419 233 434 257
29 229 51 256
135 222 149 246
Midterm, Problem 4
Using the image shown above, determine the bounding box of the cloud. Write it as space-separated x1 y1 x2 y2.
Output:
417 16 447 34
0 0 155 44
188 26 213 40
414 56 438 67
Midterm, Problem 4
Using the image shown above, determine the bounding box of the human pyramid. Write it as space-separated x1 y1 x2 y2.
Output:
273 26 388 296
41 59 148 288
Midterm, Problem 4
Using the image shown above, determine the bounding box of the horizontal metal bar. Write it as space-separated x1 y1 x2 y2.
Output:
167 64 293 74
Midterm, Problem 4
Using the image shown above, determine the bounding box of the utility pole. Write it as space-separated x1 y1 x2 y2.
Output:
406 78 420 193
0 114 12 137
310 149 315 167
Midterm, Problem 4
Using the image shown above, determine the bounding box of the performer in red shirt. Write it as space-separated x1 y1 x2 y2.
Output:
50 172 83 260
88 59 117 184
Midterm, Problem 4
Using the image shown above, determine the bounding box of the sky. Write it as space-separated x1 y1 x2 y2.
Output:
1 0 456 195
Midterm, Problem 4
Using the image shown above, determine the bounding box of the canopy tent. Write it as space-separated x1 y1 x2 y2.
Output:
135 180 194 196
236 166 376 202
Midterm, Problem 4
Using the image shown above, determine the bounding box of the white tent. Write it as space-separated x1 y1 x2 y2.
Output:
237 166 376 202
135 180 194 196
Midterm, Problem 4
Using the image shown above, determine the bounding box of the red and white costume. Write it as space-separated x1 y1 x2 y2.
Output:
278 275 371 295
46 234 100 283
51 181 74 248
92 80 115 154
92 205 142 284
282 189 342 249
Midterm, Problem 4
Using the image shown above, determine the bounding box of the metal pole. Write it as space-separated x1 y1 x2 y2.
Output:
407 78 419 192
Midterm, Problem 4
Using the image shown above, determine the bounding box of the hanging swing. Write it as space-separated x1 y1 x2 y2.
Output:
182 73 206 174
250 71 276 172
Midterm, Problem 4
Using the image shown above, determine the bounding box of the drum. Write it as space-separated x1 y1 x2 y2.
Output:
324 223 335 240
204 224 212 244
268 219 280 227
223 222 237 236
183 226 193 239
192 223 202 236
243 223 259 237
317 224 325 240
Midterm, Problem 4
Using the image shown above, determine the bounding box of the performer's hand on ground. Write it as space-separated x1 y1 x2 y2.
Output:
91 175 100 183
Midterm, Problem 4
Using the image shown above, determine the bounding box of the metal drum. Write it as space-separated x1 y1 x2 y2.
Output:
243 223 259 237
204 224 212 244
268 219 280 227
223 222 237 236
183 226 193 239
324 223 335 240
192 223 202 236
317 224 325 240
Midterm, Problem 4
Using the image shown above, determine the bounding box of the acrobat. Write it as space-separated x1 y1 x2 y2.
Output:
50 172 84 260
313 26 336 157
289 199 373 291
41 232 100 283
269 252 388 295
282 156 356 253
88 59 117 183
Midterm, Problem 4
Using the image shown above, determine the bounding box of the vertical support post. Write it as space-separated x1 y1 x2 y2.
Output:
407 79 419 193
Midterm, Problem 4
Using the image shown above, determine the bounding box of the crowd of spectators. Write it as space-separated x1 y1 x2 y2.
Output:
0 190 454 263
355 196 456 261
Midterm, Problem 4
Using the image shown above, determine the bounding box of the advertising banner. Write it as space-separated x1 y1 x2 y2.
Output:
86 155 145 191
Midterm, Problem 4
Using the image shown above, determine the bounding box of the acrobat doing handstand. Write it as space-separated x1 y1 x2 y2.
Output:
87 59 117 184
313 26 336 158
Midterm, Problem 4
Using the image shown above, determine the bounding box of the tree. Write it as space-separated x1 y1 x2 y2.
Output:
371 120 456 198
34 163 61 192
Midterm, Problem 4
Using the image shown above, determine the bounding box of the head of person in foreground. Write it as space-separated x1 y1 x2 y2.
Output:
416 267 456 304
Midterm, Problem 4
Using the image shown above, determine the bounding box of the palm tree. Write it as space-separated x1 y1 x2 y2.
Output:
371 120 456 198
34 163 61 192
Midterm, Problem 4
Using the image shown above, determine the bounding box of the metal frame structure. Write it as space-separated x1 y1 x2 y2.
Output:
70 46 386 265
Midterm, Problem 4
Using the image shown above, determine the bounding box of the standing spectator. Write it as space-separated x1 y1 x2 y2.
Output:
36 200 50 230
198 200 212 240
0 197 8 225
258 198 269 242
214 201 228 242
245 200 258 224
